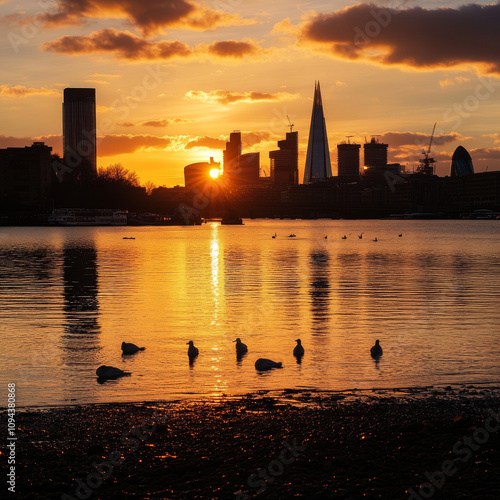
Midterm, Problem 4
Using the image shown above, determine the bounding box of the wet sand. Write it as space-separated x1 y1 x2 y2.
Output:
6 384 500 499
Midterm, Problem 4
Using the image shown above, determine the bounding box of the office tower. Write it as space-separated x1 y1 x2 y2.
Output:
337 142 361 182
0 142 53 210
270 131 298 186
451 146 474 176
63 88 97 178
363 137 388 170
238 153 260 184
303 81 332 183
184 158 220 190
223 131 242 183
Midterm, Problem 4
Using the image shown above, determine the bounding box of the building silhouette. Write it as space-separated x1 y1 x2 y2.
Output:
363 137 388 170
63 88 97 179
0 142 53 212
303 82 332 183
223 131 242 185
270 131 298 186
184 157 220 190
238 153 260 184
451 146 474 176
337 142 361 183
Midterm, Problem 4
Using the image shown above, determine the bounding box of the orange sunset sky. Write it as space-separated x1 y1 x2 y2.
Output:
1 0 500 187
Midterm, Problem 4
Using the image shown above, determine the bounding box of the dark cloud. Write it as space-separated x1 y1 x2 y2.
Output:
470 147 500 161
98 134 171 156
185 89 297 105
185 136 226 150
206 40 261 58
18 0 251 35
380 131 464 149
300 3 500 75
42 28 191 60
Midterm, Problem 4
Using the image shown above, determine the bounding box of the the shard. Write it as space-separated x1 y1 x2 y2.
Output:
303 81 332 183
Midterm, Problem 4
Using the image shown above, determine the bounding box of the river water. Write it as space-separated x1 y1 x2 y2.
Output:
1 220 499 407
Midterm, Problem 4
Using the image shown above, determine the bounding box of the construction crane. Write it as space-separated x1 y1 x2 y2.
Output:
417 122 437 175
287 115 294 133
346 135 354 144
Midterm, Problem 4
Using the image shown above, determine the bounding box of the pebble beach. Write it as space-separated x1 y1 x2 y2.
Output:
5 384 500 500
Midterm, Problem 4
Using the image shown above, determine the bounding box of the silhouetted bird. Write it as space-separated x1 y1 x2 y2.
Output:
370 340 383 358
96 365 128 379
358 232 363 239
399 233 403 237
187 340 199 358
373 237 378 242
293 339 305 357
233 338 248 356
272 232 277 238
121 341 145 355
324 236 328 239
255 358 282 371
341 235 347 240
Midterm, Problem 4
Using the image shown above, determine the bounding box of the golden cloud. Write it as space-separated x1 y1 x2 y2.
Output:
185 89 298 105
0 85 60 97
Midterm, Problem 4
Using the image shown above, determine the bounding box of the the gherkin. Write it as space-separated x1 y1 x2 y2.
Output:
303 81 332 183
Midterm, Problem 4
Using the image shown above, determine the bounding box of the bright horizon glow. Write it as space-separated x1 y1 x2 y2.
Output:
0 0 499 186
209 168 220 179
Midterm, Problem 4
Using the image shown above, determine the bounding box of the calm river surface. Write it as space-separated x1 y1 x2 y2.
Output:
1 220 499 408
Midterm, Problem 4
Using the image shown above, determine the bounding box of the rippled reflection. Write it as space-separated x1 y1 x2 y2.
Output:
1 221 499 407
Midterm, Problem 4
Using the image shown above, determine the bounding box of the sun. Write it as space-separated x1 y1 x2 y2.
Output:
209 168 220 179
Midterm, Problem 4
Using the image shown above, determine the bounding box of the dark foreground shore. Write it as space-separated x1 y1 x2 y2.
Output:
5 385 500 500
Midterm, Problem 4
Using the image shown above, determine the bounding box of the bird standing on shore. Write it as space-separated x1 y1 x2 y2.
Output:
121 341 145 355
187 341 199 359
293 339 305 358
233 338 248 356
370 340 383 358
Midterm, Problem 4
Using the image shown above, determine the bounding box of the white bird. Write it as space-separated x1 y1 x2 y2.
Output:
293 339 305 357
370 340 383 358
255 358 282 371
233 338 248 356
96 365 128 379
187 340 199 358
121 341 145 355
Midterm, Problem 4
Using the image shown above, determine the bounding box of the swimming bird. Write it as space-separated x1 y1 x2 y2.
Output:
324 236 328 239
373 237 378 242
399 233 403 237
121 341 145 355
233 338 248 356
96 365 128 379
293 339 305 357
255 358 282 371
272 232 277 239
358 232 363 239
187 340 199 358
370 340 383 358
341 235 347 240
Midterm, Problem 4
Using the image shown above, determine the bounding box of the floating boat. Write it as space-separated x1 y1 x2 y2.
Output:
49 208 127 226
